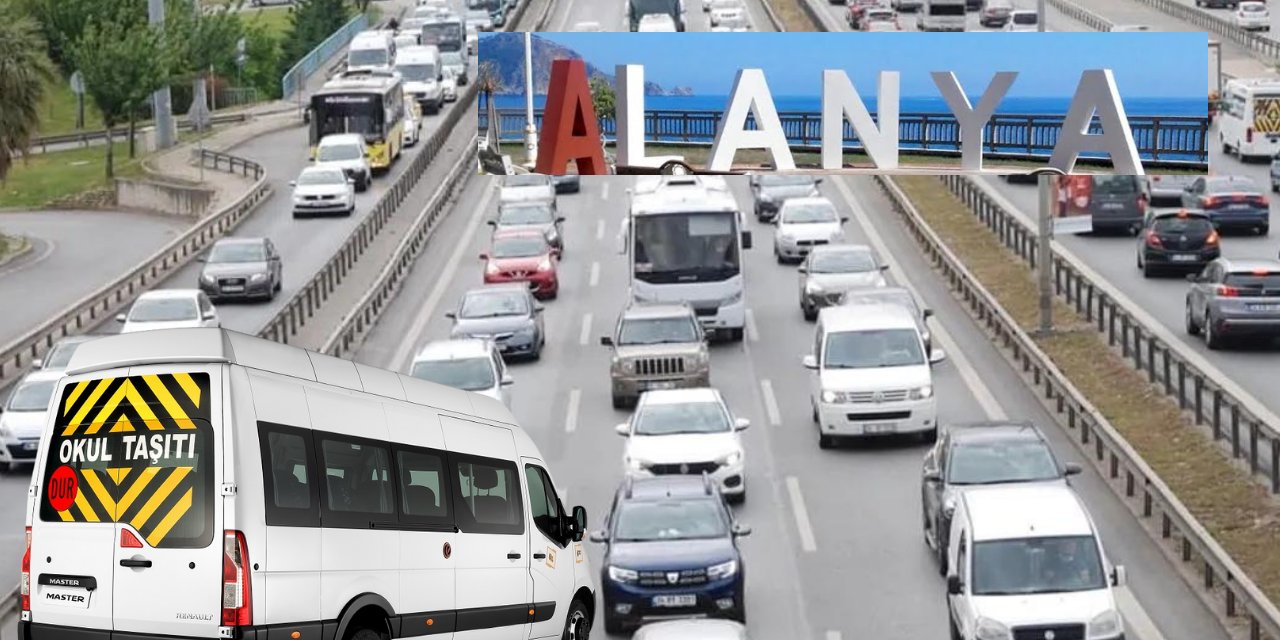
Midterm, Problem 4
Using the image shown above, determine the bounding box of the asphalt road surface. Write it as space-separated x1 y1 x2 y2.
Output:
352 175 1230 640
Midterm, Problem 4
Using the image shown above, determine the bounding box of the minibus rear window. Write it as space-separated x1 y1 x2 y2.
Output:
39 373 215 549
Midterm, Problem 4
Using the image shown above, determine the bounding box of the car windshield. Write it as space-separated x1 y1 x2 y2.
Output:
971 535 1107 595
1091 176 1137 194
348 48 388 68
459 291 528 318
410 357 496 391
947 439 1062 485
506 175 548 187
634 400 730 436
396 62 436 82
44 341 86 369
1207 177 1258 193
298 169 345 185
613 499 728 541
1012 11 1037 22
782 203 837 224
811 249 876 273
442 52 463 65
208 243 266 263
1152 215 1212 234
498 205 554 225
8 379 56 412
1225 272 1280 290
467 10 489 20
129 297 198 322
844 291 919 316
824 328 924 369
867 9 894 19
318 143 362 161
619 316 700 345
760 175 814 187
492 236 548 258
1243 3 1265 11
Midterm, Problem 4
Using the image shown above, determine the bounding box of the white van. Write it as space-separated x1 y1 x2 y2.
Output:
21 327 597 640
917 0 967 31
1219 77 1280 159
347 30 397 73
802 303 945 448
396 45 445 115
946 485 1127 640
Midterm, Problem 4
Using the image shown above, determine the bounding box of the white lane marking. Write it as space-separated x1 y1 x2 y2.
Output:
760 379 781 427
745 308 760 342
596 218 605 241
832 177 1007 421
785 476 818 553
589 261 600 287
564 388 582 433
602 181 610 200
1116 586 1165 640
826 632 842 640
391 182 495 371
578 312 593 346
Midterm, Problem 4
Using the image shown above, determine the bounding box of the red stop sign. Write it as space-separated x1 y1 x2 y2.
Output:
47 465 78 512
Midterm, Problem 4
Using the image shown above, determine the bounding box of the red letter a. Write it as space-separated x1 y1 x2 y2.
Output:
535 58 606 175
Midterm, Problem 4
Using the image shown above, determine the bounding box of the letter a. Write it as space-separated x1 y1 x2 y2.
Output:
1048 69 1144 175
535 59 607 175
708 69 796 172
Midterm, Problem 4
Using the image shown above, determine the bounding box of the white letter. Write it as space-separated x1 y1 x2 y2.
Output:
616 65 658 168
72 439 86 463
708 69 796 172
1048 69 1144 175
100 439 111 462
59 440 72 464
932 71 1018 171
822 70 899 170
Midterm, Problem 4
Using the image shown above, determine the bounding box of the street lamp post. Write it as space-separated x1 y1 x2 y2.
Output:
1037 174 1054 335
523 32 537 168
1038 0 1046 31
147 0 176 149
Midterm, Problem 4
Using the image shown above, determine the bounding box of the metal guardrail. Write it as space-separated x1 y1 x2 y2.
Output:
0 178 272 392
1132 0 1280 61
482 109 1211 165
198 149 264 179
873 174 1280 640
215 87 261 110
941 175 1280 495
1045 0 1112 30
31 114 248 153
281 13 370 100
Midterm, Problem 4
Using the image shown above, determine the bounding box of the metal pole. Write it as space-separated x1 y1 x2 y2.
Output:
1037 0 1046 31
148 0 176 149
1037 174 1054 335
523 31 537 168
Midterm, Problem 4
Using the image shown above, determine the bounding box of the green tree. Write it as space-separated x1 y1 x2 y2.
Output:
590 75 615 122
0 2 57 180
22 0 143 74
70 19 169 179
239 20 282 99
166 0 243 130
278 0 350 78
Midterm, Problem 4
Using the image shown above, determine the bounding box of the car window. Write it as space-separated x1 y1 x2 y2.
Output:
613 498 728 541
409 357 496 391
7 379 56 411
319 437 395 516
810 249 876 273
396 447 451 522
459 291 529 318
619 316 700 345
1152 216 1212 234
525 464 565 545
634 400 730 435
43 341 86 369
824 328 925 369
262 427 314 516
498 204 554 225
971 535 1106 595
492 235 550 258
1224 272 1280 289
452 455 524 534
297 169 346 185
318 142 363 162
208 243 267 263
946 439 1061 485
1091 176 1138 194
1207 177 1257 193
782 202 838 224
130 297 198 322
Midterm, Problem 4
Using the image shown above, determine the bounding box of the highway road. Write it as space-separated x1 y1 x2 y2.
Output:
543 0 775 33
352 175 1230 640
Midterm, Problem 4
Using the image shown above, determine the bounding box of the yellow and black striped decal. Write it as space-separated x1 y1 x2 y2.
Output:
1253 97 1280 134
39 373 214 548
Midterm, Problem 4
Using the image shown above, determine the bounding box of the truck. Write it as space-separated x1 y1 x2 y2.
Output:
627 0 686 31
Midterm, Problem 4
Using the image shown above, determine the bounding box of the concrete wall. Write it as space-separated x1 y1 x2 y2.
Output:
114 178 214 218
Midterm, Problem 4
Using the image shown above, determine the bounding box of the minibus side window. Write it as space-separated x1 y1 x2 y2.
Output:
319 435 396 528
258 422 321 528
525 464 566 546
450 453 524 536
394 445 453 529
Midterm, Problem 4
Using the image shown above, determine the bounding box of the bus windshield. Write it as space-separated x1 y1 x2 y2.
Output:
633 211 740 284
312 93 385 142
423 22 463 52
348 48 389 68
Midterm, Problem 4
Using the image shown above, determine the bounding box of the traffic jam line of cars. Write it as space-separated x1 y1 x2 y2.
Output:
841 0 1045 32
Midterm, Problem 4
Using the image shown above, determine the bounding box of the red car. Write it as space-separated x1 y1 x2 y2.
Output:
481 229 561 299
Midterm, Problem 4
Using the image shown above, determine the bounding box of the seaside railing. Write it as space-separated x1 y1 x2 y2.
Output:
478 107 1210 166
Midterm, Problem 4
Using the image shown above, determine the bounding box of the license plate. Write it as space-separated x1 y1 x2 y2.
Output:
23 442 38 451
863 423 897 434
652 594 697 607
1230 203 1252 209
222 286 244 293
1101 203 1124 210
1248 304 1280 311
644 381 677 391
41 586 90 609
1170 254 1199 262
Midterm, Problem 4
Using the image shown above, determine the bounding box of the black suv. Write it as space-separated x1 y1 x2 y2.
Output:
591 475 751 634
1136 209 1220 278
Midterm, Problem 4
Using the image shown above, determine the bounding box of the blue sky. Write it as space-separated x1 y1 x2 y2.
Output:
511 33 1205 98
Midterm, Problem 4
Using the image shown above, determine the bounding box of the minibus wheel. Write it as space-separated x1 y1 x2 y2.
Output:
562 599 592 640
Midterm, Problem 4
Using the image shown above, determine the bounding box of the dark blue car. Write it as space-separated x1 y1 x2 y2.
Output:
590 475 751 634
1181 175 1271 236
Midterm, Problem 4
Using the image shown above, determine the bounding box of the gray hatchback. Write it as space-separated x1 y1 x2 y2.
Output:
1185 258 1280 349
447 285 546 360
197 237 282 302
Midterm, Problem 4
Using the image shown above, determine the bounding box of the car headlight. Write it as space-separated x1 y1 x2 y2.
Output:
722 450 743 466
292 193 306 203
537 257 552 271
0 423 10 439
693 350 710 367
722 289 743 306
759 193 774 203
942 495 957 517
805 281 824 294
250 273 268 283
777 232 795 243
1088 609 1122 639
607 565 639 583
821 389 839 404
974 617 1012 640
706 559 738 580
626 456 646 471
545 228 559 241
909 385 933 400
200 273 216 285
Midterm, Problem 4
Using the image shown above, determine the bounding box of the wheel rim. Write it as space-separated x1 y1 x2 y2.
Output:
566 610 590 640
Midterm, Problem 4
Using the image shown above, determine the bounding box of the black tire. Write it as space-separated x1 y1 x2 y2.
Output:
727 327 745 342
818 430 834 449
1260 225 1270 236
612 393 626 410
803 304 818 322
949 614 962 640
1141 260 1154 279
936 527 948 576
348 627 388 640
561 598 591 640
1204 313 1223 350
1185 303 1201 336
603 613 625 636
921 426 938 444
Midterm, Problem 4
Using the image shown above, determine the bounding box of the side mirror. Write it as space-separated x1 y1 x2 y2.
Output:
802 354 818 370
202 312 217 321
815 177 824 184
116 314 127 323
946 574 963 595
588 529 607 543
1063 462 1083 476
615 423 630 436
478 253 488 260
1111 565 1127 587
731 522 752 537
196 256 207 263
533 304 545 314
438 74 444 82
445 311 457 319
500 373 514 386
555 216 566 224
923 308 934 319
741 230 753 249
347 178 356 186
929 349 947 365
31 359 43 370
879 264 890 271
487 220 497 227
798 266 808 274
600 336 614 346
734 417 750 431
551 248 562 259
288 180 297 187
840 216 850 224
924 470 942 483
571 505 588 542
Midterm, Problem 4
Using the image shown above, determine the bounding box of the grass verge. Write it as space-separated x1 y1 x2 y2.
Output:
0 142 144 209
767 0 821 31
893 176 1280 609
36 75 106 138
243 5 294 39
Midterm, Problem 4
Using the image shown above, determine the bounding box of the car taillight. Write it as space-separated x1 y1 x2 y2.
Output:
1202 196 1219 208
1247 127 1255 143
222 530 251 626
1137 196 1147 213
1146 233 1163 247
1206 230 1220 245
1250 195 1269 207
21 527 30 612
1217 285 1239 297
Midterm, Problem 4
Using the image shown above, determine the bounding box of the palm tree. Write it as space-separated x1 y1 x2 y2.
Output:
0 5 57 181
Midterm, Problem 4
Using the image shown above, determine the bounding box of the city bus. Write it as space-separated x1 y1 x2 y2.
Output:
620 176 753 341
308 69 406 171
422 14 467 54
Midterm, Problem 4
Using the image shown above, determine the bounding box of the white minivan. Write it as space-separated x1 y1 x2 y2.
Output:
22 327 596 640
918 0 967 31
946 484 1127 640
802 303 945 448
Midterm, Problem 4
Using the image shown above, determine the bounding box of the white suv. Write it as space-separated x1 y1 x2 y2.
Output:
615 388 749 502
314 133 373 192
803 303 945 448
947 484 1127 640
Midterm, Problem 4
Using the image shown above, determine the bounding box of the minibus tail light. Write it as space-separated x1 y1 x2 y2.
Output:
221 530 252 626
21 527 30 612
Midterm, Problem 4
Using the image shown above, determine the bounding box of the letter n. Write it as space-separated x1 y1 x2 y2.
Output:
535 59 607 175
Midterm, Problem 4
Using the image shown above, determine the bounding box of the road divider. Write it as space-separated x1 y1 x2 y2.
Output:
874 174 1280 640
1129 0 1280 62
